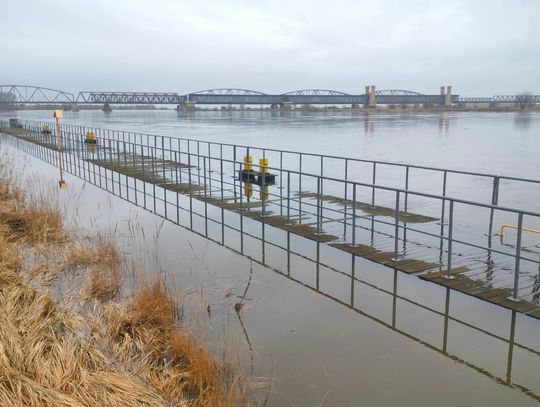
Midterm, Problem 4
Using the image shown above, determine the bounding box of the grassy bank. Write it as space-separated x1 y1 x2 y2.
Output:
0 149 250 406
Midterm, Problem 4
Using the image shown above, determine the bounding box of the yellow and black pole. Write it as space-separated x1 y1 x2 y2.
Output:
54 110 67 189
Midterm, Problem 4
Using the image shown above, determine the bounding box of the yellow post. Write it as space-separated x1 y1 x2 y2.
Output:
243 155 253 171
259 157 269 173
54 110 67 189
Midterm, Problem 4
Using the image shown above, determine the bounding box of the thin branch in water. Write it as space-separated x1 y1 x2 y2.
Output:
235 261 253 313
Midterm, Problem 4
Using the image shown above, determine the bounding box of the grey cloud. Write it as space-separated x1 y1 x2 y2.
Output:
1 0 538 96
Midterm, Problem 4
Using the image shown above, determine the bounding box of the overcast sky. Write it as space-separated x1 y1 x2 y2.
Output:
1 0 538 96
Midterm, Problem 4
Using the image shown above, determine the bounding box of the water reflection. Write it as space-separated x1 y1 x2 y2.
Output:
7 135 540 404
514 113 532 129
364 113 375 134
438 114 450 136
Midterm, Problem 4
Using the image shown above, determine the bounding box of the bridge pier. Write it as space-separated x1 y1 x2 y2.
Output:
102 103 112 113
280 101 294 110
177 101 197 112
270 103 279 110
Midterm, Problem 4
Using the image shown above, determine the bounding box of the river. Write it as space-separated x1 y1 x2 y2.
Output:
2 109 540 406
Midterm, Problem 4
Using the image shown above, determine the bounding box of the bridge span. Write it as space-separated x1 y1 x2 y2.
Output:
2 84 539 109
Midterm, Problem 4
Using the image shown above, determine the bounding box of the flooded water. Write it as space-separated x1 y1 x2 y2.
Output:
6 109 540 178
2 110 540 406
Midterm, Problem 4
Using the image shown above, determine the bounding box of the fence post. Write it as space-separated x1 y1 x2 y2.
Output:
352 183 357 245
203 155 207 198
404 165 410 213
220 154 224 201
280 150 284 190
344 159 348 201
510 212 524 301
233 145 237 201
239 161 243 210
287 171 291 221
316 176 321 232
318 177 324 232
445 200 454 279
393 191 400 260
188 150 193 229
488 176 500 236
371 162 376 207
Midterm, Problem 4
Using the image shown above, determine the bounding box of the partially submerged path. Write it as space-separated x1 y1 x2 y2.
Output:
2 123 540 320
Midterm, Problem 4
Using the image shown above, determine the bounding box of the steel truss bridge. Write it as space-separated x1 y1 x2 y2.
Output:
0 85 75 104
1 85 539 106
78 88 457 106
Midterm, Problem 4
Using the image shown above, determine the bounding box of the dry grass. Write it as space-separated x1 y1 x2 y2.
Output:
0 195 66 244
0 268 172 407
63 239 122 301
105 280 248 406
0 150 65 244
83 265 122 302
0 217 171 406
64 239 120 269
0 147 253 406
0 233 21 273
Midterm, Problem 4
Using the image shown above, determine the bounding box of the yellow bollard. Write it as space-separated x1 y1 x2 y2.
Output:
259 157 269 173
243 155 253 171
85 131 97 144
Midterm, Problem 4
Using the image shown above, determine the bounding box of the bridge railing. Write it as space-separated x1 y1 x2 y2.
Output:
4 120 540 305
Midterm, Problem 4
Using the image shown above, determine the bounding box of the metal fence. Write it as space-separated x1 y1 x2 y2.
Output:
2 129 540 403
2 119 540 306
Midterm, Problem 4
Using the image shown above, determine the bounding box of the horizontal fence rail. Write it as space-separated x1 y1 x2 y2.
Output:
2 119 540 314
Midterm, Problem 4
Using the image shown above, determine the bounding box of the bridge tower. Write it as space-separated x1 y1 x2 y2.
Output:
364 86 370 108
440 85 452 108
445 85 452 107
364 85 376 108
369 85 376 107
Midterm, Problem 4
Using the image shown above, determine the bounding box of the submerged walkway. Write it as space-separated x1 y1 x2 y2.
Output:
2 120 540 319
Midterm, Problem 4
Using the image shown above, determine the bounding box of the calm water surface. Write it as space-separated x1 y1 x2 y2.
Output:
7 109 540 177
2 110 540 406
